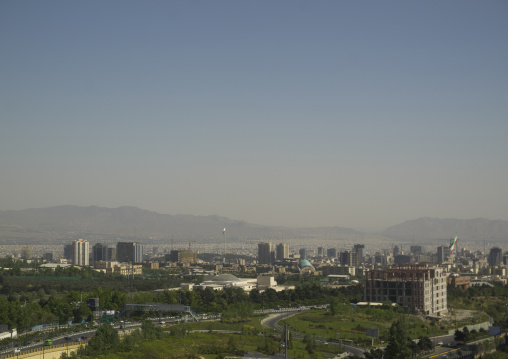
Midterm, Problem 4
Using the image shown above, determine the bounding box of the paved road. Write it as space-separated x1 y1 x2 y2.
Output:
261 311 301 331
1 330 97 357
260 310 366 358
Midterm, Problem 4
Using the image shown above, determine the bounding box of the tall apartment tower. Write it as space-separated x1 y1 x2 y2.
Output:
106 247 116 261
276 243 289 261
393 245 400 256
117 242 143 263
92 243 107 262
327 248 337 258
299 248 307 260
258 242 274 265
436 246 450 264
340 250 359 267
133 243 143 263
72 239 89 266
63 244 73 260
410 245 423 254
489 247 503 266
353 244 365 259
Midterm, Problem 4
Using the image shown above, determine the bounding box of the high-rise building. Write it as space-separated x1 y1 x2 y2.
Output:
394 254 411 265
393 245 400 256
489 247 503 266
299 248 307 260
134 243 143 263
276 243 289 261
166 249 196 264
106 247 116 262
43 252 53 262
436 246 450 264
117 242 133 262
340 250 359 267
72 239 89 266
373 252 387 265
317 247 325 257
63 244 73 260
365 264 448 316
327 248 337 258
258 242 274 265
92 243 107 263
410 246 422 254
353 244 365 259
21 247 31 260
117 242 143 263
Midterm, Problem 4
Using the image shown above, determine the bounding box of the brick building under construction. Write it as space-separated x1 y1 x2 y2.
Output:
364 264 448 316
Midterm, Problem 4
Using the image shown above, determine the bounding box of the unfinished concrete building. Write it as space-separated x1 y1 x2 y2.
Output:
364 264 447 316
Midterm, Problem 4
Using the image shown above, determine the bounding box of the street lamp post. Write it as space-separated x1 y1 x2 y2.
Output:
24 300 29 346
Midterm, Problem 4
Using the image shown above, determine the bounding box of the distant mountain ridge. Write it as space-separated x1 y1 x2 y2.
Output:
382 217 508 241
1 206 507 245
0 205 359 244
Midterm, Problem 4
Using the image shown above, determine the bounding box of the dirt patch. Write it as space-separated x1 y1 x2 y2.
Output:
450 309 477 321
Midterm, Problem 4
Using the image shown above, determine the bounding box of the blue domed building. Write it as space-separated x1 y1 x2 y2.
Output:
299 259 315 274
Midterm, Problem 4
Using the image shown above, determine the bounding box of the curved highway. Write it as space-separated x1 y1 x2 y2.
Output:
260 310 366 358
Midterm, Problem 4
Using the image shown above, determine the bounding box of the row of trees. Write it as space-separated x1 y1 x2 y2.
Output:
454 326 488 344
0 279 363 331
0 273 183 298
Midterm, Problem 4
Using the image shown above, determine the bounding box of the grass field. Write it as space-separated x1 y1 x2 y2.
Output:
284 308 451 346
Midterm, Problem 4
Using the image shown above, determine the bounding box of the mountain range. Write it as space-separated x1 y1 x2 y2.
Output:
0 206 507 245
382 217 508 242
0 205 360 245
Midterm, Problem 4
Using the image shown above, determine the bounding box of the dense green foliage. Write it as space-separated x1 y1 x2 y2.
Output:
454 326 488 343
0 257 364 335
383 317 413 359
448 282 508 328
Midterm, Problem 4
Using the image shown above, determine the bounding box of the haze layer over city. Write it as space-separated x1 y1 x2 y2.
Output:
1 1 507 235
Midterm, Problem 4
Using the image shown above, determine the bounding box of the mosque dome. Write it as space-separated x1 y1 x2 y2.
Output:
299 259 314 269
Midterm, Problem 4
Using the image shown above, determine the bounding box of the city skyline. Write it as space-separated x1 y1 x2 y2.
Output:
1 1 507 232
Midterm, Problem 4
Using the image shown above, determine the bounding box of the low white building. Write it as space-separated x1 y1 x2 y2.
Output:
179 274 295 292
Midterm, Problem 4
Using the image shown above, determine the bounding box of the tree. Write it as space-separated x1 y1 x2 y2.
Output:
462 326 471 342
221 301 253 322
384 317 412 359
303 333 316 354
87 323 120 355
46 297 72 325
455 329 466 343
329 297 339 316
417 336 433 352
227 335 239 351
72 301 91 323
364 348 384 359
141 319 163 340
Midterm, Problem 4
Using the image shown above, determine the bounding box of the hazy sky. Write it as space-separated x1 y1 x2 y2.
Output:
1 1 507 231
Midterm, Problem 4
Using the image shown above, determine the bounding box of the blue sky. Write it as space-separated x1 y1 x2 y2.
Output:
1 1 507 231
